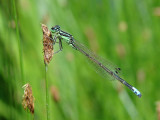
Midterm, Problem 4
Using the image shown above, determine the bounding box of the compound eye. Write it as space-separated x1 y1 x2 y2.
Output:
51 27 56 30
52 25 60 30
51 25 60 32
57 25 60 29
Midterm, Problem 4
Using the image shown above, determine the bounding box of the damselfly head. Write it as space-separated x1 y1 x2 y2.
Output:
51 25 60 33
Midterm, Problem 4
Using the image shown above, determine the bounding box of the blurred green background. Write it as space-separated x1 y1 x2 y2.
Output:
0 0 160 120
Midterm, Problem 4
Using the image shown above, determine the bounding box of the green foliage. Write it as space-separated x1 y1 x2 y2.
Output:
0 0 160 120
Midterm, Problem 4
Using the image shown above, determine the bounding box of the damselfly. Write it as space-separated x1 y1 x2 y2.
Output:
50 25 142 98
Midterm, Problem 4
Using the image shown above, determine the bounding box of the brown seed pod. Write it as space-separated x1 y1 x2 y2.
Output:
22 83 34 114
42 24 54 64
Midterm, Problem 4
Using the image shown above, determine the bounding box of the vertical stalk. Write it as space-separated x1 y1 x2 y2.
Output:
12 0 24 84
12 1 27 119
45 64 49 120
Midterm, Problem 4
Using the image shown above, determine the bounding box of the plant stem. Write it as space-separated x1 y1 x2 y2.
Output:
12 0 24 84
45 64 49 120
12 0 27 118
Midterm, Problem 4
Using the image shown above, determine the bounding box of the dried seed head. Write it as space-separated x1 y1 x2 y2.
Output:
42 24 54 64
22 83 34 114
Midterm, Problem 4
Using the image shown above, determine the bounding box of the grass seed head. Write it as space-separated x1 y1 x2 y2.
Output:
42 24 54 64
22 83 34 114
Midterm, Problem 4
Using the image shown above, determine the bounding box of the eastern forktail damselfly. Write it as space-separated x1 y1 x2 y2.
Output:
50 25 142 98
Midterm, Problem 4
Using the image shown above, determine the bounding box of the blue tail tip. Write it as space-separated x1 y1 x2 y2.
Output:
132 87 142 98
